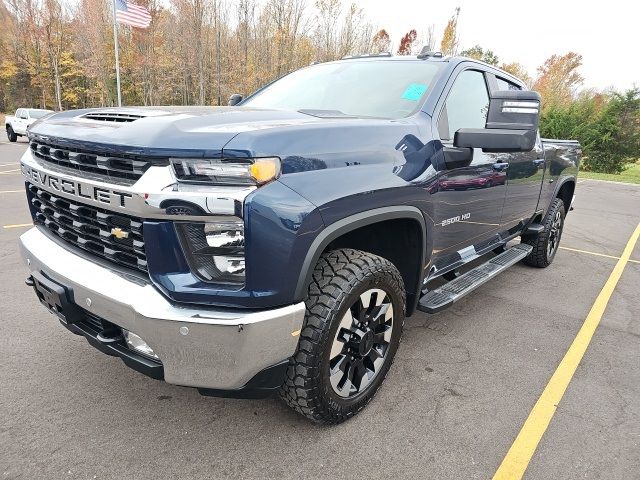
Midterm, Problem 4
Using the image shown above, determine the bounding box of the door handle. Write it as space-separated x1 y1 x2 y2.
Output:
492 162 509 171
533 158 545 166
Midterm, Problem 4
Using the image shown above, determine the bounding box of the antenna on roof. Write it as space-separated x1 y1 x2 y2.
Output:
417 47 443 59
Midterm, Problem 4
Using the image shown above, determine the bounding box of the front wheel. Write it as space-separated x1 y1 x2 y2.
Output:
6 126 17 142
522 198 566 268
280 248 405 424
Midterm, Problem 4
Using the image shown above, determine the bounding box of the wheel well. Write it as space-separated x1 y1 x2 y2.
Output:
325 218 424 315
556 180 575 213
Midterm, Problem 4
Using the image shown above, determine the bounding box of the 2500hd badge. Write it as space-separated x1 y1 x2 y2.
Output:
441 213 471 227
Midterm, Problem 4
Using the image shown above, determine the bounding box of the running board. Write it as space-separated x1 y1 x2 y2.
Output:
524 223 545 234
418 244 533 314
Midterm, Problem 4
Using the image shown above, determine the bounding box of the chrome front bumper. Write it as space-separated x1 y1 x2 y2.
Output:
19 227 305 390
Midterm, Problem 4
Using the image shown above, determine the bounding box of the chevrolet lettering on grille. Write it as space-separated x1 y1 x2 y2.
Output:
21 164 133 209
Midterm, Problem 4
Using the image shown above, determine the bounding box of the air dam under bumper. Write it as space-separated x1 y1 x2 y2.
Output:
19 227 305 392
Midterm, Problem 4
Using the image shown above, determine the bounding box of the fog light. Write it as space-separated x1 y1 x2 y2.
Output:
175 221 246 284
122 329 159 360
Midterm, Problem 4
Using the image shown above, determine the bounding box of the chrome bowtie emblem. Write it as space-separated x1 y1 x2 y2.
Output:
110 227 129 239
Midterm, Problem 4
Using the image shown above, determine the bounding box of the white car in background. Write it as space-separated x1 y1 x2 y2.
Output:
5 108 54 142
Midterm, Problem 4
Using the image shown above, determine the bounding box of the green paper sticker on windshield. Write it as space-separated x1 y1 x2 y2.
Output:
401 83 428 101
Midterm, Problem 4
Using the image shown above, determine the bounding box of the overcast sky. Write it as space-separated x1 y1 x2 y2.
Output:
351 0 639 91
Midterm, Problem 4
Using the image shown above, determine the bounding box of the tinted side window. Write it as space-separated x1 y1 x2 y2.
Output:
496 77 521 91
438 70 489 141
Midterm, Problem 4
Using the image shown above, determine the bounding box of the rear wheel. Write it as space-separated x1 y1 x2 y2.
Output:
522 198 566 267
6 126 17 142
280 248 405 424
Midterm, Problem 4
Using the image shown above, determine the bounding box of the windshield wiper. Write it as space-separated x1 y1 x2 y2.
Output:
297 109 357 118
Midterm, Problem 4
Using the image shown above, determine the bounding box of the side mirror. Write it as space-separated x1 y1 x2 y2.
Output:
454 90 540 152
443 145 473 169
228 94 243 106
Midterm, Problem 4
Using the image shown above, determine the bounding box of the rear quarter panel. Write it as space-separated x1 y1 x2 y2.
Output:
539 139 581 214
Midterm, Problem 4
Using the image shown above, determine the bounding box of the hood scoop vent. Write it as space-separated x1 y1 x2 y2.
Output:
82 112 145 123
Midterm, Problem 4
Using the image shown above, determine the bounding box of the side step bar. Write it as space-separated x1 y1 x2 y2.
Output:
524 223 545 235
418 243 533 314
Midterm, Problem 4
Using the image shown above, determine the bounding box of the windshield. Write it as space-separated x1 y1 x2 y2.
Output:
243 60 442 119
29 110 51 119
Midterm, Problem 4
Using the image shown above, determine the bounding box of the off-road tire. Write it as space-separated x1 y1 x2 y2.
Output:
280 248 405 424
6 126 17 142
522 198 566 268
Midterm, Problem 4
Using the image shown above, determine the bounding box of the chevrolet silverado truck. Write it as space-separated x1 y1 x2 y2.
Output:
19 52 580 424
5 108 53 142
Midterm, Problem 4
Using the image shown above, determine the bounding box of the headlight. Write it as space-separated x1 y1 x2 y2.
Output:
175 220 246 285
171 157 281 185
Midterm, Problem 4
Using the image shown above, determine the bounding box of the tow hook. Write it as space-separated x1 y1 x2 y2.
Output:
25 275 35 287
96 328 124 344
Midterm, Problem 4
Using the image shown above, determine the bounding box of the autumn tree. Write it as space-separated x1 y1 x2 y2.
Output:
396 29 416 55
371 28 390 53
533 52 584 110
337 3 370 58
73 0 117 106
439 6 459 55
314 0 340 60
460 45 498 65
42 0 68 110
500 62 533 88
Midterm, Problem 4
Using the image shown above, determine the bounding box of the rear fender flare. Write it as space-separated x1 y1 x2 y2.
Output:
549 177 576 215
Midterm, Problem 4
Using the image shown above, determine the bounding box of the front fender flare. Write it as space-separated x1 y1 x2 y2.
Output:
294 206 428 309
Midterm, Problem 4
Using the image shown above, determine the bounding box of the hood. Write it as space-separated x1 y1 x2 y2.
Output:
28 106 421 175
28 106 325 156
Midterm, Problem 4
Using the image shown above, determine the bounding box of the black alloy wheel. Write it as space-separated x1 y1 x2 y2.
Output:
328 288 394 398
522 198 566 268
280 248 405 424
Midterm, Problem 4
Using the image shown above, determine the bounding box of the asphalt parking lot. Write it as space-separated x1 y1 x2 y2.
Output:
1 137 639 479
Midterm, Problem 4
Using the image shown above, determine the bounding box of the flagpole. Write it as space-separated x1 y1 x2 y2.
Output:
111 0 122 107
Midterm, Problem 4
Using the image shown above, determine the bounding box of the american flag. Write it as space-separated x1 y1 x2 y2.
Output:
115 0 151 29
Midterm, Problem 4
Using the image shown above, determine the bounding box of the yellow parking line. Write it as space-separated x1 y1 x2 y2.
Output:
3 223 32 229
0 189 23 194
0 168 20 175
493 223 640 480
559 245 640 264
0 162 18 167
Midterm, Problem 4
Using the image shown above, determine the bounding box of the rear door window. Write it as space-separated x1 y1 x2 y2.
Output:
496 77 521 91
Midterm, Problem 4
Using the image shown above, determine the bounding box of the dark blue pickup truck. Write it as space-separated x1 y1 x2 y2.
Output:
19 52 580 423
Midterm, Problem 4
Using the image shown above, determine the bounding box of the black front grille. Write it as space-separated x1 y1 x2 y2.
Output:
27 184 148 272
29 140 169 184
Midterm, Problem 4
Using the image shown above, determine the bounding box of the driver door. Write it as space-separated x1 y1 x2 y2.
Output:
430 69 508 260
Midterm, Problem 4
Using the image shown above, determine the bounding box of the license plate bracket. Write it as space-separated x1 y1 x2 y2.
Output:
31 271 82 324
